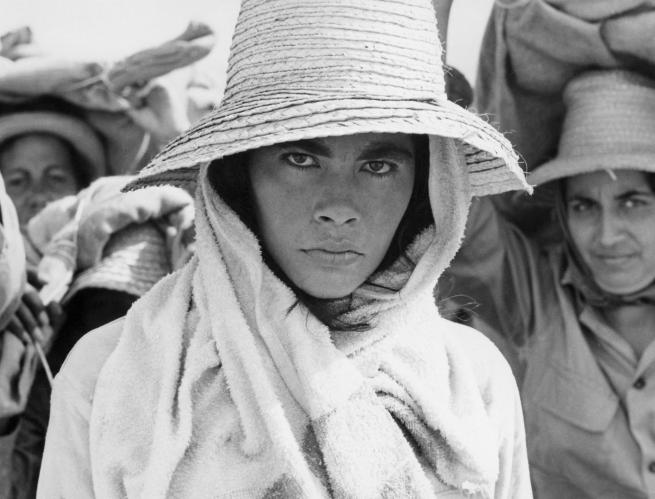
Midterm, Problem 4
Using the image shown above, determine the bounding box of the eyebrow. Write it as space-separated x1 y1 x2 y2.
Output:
567 189 653 202
277 139 332 157
357 142 414 162
616 189 653 199
566 194 594 203
276 139 414 161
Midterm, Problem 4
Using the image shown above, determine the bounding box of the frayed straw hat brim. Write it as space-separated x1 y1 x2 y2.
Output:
66 223 169 300
0 112 106 179
127 96 528 197
529 153 655 186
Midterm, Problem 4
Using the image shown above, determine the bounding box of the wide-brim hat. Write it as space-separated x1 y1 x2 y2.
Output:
529 70 655 187
66 223 170 301
127 0 528 197
0 111 106 180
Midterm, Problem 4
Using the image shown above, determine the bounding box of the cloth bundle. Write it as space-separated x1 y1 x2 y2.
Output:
0 174 29 420
87 140 525 498
477 0 655 172
26 176 194 304
0 23 218 174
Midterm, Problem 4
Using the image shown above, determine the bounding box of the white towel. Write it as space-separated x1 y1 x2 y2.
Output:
89 137 502 498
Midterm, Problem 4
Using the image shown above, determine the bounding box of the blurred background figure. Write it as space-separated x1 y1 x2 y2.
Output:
0 17 212 498
477 0 655 235
0 101 106 228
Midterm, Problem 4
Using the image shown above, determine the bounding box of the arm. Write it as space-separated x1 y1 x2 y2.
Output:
36 318 124 499
36 368 94 498
493 366 532 499
440 196 547 349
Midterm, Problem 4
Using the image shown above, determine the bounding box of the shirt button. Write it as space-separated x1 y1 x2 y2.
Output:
633 377 646 390
649 462 655 473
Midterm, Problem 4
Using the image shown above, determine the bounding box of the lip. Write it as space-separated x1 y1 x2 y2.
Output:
301 248 363 266
591 253 637 266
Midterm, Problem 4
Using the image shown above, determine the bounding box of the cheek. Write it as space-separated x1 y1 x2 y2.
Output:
251 173 307 247
567 217 594 255
639 225 655 266
365 179 413 235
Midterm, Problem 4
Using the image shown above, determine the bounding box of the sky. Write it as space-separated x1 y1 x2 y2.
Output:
0 0 493 92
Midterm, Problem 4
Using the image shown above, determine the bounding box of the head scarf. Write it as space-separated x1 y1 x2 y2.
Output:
0 173 24 328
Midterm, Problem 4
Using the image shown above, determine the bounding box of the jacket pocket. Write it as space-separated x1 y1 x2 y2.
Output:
534 361 619 432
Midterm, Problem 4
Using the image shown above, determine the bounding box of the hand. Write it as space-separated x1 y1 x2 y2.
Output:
0 331 38 421
123 81 190 146
4 284 64 353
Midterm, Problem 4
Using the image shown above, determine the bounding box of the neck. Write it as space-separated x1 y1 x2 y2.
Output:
602 304 655 358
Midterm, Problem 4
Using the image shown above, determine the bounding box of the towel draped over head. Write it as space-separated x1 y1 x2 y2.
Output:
89 137 505 498
0 174 24 328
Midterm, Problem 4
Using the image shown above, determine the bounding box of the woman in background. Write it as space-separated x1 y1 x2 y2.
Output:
443 69 655 498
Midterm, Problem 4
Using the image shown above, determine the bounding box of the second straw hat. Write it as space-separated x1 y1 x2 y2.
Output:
529 70 655 186
129 0 528 196
0 111 106 180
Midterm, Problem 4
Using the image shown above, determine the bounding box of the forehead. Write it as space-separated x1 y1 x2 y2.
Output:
565 169 652 196
271 132 415 154
0 133 73 168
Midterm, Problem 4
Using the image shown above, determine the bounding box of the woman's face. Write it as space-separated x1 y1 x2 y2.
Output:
249 133 416 299
0 133 80 227
566 169 655 295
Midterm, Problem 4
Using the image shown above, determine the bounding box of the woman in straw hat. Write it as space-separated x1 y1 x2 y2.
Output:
0 100 106 229
443 69 655 498
37 0 532 497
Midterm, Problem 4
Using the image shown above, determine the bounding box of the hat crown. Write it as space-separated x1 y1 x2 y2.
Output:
557 70 655 158
222 0 447 106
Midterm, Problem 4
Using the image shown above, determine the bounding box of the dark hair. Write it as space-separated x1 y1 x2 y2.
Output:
208 135 433 330
0 132 91 189
648 173 655 192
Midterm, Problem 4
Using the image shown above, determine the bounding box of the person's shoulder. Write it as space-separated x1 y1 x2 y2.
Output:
55 317 125 400
440 318 516 388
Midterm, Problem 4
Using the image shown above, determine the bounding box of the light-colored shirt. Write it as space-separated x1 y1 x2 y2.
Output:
442 197 655 499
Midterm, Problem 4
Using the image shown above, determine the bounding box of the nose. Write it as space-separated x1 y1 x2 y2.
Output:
597 211 624 246
313 177 360 227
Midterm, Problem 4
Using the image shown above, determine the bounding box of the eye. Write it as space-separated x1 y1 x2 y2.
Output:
4 172 28 192
361 160 394 175
567 199 594 215
620 196 650 210
283 153 318 168
48 172 69 184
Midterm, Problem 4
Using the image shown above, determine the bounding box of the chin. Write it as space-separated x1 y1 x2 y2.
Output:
596 278 652 296
298 279 361 300
303 287 356 300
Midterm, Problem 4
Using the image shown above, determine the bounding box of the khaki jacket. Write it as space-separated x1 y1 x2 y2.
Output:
442 198 655 499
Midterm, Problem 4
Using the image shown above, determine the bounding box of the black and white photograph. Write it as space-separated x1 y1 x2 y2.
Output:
0 0 654 497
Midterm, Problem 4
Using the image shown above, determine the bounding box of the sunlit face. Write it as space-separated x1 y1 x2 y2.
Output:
566 169 655 295
0 134 80 227
248 133 416 299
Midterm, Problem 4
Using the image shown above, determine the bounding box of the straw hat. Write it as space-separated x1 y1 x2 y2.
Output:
529 70 655 186
67 223 170 300
128 0 528 196
0 111 106 180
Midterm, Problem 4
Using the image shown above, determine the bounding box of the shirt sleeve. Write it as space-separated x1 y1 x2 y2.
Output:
36 370 95 498
494 374 533 499
440 196 547 351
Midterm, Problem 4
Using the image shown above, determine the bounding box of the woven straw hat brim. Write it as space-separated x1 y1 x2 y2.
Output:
529 70 655 187
126 96 528 197
529 153 655 186
0 112 106 179
66 223 170 300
